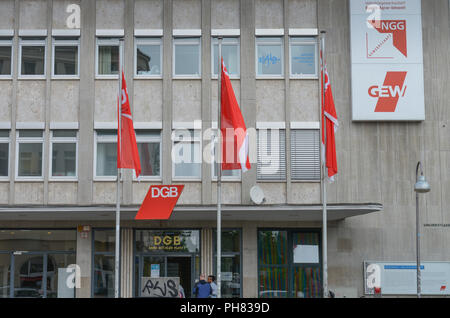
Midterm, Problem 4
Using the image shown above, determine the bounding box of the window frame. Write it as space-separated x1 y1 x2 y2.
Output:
18 37 47 79
52 37 80 79
0 38 13 79
134 37 163 79
172 37 202 79
95 38 120 79
49 130 78 181
15 130 45 181
0 131 10 180
210 129 241 182
255 36 284 79
94 130 117 181
171 128 202 181
257 128 287 182
132 130 162 181
290 128 321 182
211 37 240 79
289 37 319 79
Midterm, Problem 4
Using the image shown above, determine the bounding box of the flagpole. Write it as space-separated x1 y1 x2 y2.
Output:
320 31 328 298
216 37 223 299
114 38 124 299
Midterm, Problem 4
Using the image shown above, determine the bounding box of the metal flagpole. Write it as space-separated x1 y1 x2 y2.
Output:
114 38 124 298
216 37 223 298
320 31 328 298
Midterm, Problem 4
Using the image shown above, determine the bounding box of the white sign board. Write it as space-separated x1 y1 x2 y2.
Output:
350 0 425 121
57 268 75 298
364 261 450 295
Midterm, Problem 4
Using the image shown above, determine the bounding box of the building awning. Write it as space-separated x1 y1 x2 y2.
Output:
0 203 383 222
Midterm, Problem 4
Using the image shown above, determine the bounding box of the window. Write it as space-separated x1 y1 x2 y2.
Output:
257 129 286 181
19 37 46 77
0 130 9 178
135 37 162 77
50 130 77 179
135 130 161 179
92 229 115 298
172 129 201 180
16 130 44 179
212 37 240 77
211 130 240 181
96 38 120 77
52 37 79 77
95 130 117 179
290 37 318 78
0 38 12 77
258 229 322 298
256 37 283 77
291 129 320 181
173 37 201 77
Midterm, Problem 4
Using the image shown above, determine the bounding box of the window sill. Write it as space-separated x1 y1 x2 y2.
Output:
256 179 287 183
289 75 319 80
133 177 162 182
172 75 202 80
95 75 119 80
48 178 78 182
51 76 80 80
0 76 12 80
291 180 321 183
18 76 46 80
0 178 10 182
15 178 45 182
172 178 202 182
212 178 241 182
211 75 240 80
134 75 163 80
256 76 285 80
94 177 118 182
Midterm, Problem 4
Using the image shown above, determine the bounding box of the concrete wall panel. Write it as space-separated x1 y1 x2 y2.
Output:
255 0 284 29
289 80 319 122
212 182 241 204
211 0 240 29
96 0 124 29
19 0 47 29
52 0 81 29
289 182 320 204
133 80 163 122
17 81 45 122
134 0 163 29
94 80 117 122
173 0 201 29
93 182 118 204
14 183 44 204
48 182 78 204
172 80 201 122
132 182 161 205
175 182 201 204
50 80 79 122
256 80 285 122
0 0 14 29
0 183 9 204
257 182 286 204
0 82 12 122
288 0 317 28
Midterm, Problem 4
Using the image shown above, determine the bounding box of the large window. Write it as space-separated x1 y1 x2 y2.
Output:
289 37 318 78
16 130 44 179
213 229 242 298
0 38 12 77
135 37 162 77
95 130 117 179
136 130 161 180
50 130 77 179
52 37 79 77
212 37 240 77
290 129 320 181
92 229 115 298
258 229 322 298
173 37 201 77
0 130 9 178
19 37 46 77
172 129 201 180
96 38 120 77
256 37 283 77
257 129 286 181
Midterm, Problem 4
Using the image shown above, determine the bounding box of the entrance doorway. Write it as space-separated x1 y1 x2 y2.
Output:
138 255 193 298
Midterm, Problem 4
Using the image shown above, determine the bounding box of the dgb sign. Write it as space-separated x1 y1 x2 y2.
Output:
135 185 184 220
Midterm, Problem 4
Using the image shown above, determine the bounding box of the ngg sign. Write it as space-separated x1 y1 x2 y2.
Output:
135 185 184 220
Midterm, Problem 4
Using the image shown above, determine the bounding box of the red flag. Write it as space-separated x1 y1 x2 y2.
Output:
117 71 141 177
321 53 338 181
220 58 251 172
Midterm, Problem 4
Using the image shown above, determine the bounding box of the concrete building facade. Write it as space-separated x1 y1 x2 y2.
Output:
0 0 449 298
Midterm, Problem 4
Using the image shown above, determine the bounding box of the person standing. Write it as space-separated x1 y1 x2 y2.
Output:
208 275 218 298
193 274 211 298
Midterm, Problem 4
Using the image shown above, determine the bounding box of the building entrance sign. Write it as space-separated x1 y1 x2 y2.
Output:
135 185 184 220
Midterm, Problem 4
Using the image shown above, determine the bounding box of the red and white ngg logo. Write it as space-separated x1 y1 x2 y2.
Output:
368 71 407 112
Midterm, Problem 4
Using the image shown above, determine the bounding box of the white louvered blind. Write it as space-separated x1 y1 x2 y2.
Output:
257 129 286 180
290 129 320 181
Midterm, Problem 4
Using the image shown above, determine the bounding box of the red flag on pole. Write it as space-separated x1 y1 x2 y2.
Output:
220 58 251 172
321 53 338 181
117 71 141 177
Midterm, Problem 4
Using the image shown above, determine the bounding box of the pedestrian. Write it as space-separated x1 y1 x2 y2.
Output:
193 274 211 298
208 275 218 298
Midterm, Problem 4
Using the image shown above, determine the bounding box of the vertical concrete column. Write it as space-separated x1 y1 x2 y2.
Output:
122 0 134 205
76 227 92 298
201 228 213 276
284 0 292 203
77 0 96 205
162 0 173 184
201 0 212 204
120 228 133 298
242 222 258 298
43 0 53 205
8 0 19 205
240 0 256 205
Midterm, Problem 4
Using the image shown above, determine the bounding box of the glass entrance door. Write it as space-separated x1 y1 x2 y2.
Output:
14 253 44 298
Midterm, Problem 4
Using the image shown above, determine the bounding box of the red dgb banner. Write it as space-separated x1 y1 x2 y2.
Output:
135 185 184 220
